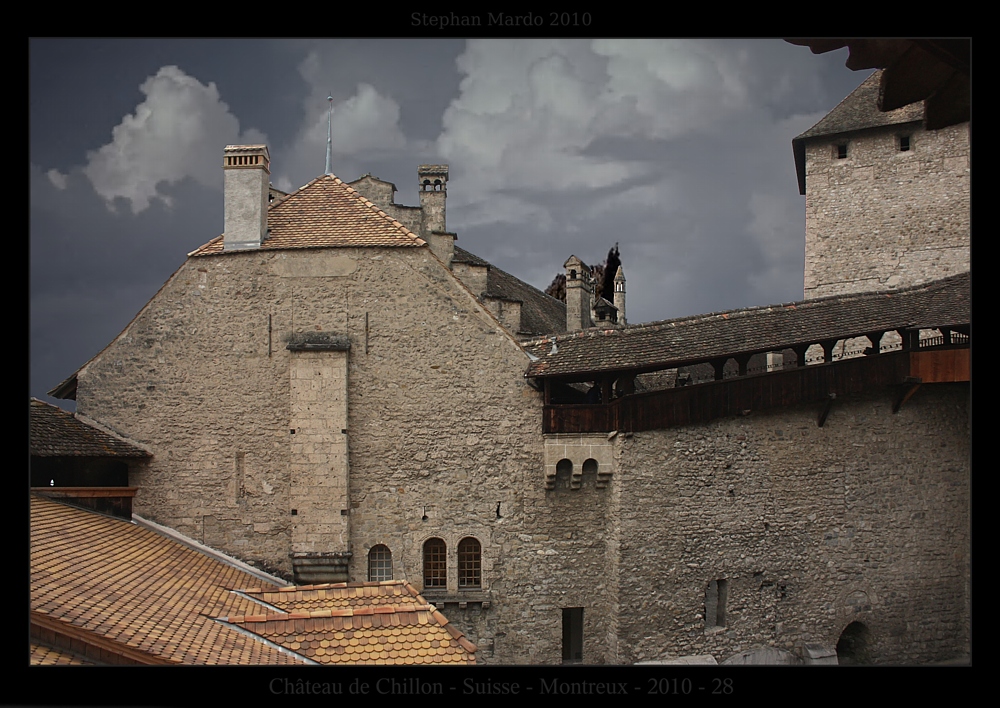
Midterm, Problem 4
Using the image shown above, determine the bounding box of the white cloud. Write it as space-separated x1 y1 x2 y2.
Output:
82 65 266 214
47 169 68 190
435 39 768 229
271 51 409 186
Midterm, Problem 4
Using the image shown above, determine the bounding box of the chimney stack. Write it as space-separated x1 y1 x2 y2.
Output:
418 165 454 267
564 255 593 331
223 145 270 251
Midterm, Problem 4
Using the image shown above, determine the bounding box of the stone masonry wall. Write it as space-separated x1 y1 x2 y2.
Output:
804 122 969 298
613 383 969 665
75 242 614 665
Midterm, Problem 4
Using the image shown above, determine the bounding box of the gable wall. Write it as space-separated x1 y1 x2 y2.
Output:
73 243 619 664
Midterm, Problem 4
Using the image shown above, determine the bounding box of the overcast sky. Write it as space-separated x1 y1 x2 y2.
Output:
30 38 867 408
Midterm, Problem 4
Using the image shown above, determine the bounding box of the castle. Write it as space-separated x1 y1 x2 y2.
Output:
41 71 970 665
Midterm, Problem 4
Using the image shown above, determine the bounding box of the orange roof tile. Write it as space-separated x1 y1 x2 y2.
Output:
190 174 425 256
30 495 303 665
31 498 475 666
29 641 96 666
230 581 476 665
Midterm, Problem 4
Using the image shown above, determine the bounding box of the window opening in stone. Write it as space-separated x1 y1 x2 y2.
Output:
582 458 598 487
562 607 584 663
458 537 482 588
423 537 447 589
368 544 392 582
836 621 871 665
899 135 911 152
837 144 848 159
705 579 728 629
555 459 573 490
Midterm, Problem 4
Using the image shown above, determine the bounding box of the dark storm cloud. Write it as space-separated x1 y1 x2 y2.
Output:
29 39 863 406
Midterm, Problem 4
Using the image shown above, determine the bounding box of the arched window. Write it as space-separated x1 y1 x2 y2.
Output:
458 537 482 589
555 459 573 490
368 544 392 582
423 538 447 589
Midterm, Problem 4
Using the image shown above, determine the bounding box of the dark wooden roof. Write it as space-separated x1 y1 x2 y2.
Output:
524 272 969 380
30 398 150 457
454 246 566 336
792 70 924 194
786 39 969 130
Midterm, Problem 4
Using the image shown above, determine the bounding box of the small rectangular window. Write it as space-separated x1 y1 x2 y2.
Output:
562 608 583 663
899 135 911 152
837 144 848 159
706 579 729 629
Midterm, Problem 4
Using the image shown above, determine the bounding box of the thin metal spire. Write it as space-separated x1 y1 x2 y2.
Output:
324 94 334 175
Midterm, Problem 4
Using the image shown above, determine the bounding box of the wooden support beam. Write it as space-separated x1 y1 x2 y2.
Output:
734 353 752 377
710 358 728 381
892 377 923 413
601 377 612 404
792 344 809 367
867 331 886 355
817 393 836 427
821 340 837 363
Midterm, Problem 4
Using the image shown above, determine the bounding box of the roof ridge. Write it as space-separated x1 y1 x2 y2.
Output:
334 176 420 240
794 70 880 141
522 271 969 347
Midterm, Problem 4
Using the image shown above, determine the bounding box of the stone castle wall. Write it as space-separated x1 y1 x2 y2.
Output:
73 242 622 664
804 121 969 299
611 383 969 665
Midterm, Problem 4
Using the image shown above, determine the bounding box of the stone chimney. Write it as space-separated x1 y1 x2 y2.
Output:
418 165 455 268
614 265 626 326
224 145 270 251
564 255 593 331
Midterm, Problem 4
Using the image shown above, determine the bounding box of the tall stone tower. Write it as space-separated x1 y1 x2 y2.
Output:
223 145 270 251
564 255 593 332
613 266 626 326
793 71 969 299
418 165 454 268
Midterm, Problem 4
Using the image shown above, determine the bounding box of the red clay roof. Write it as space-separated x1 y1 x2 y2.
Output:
190 174 425 256
30 496 476 665
227 581 476 665
30 495 302 665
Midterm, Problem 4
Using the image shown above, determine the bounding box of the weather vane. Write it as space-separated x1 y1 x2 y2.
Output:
325 94 334 175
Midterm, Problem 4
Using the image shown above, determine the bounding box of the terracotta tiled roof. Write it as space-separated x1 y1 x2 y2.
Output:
226 581 477 665
453 246 566 336
524 272 969 379
31 497 475 665
29 398 150 458
242 580 427 612
30 641 96 665
190 174 425 256
30 495 303 665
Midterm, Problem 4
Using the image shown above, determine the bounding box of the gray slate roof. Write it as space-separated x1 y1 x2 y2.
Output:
454 246 566 336
524 272 969 380
792 70 925 194
30 398 151 457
